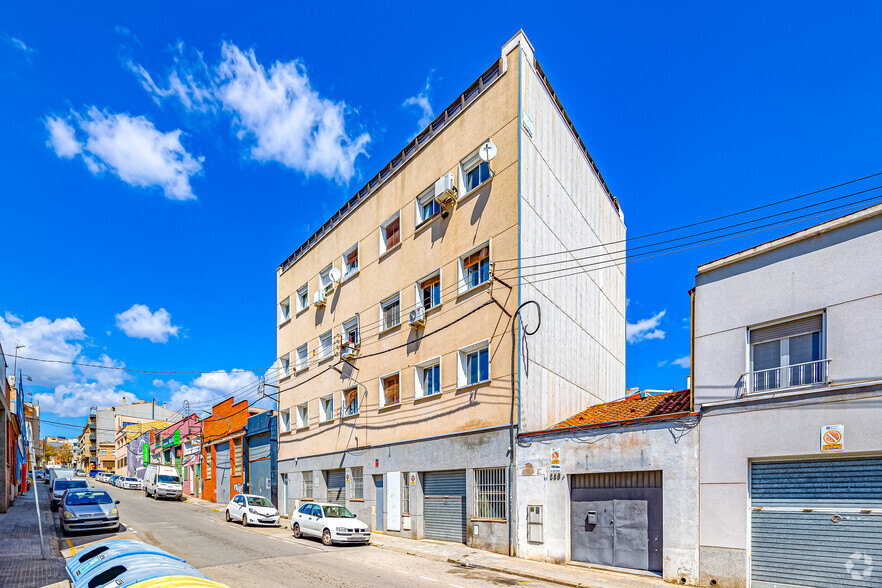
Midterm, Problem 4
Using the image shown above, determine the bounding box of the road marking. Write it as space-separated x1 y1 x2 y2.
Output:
65 538 76 555
449 584 465 588
395 570 409 575
419 577 439 582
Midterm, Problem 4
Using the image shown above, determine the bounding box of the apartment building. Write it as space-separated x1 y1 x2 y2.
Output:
90 399 181 471
693 204 882 587
113 418 168 476
276 31 626 554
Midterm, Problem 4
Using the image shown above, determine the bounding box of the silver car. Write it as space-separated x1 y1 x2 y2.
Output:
50 478 89 511
61 489 120 535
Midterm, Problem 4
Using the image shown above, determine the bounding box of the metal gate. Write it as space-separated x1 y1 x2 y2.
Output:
215 442 231 504
327 469 346 505
750 457 882 588
423 470 466 543
570 471 663 572
248 433 272 502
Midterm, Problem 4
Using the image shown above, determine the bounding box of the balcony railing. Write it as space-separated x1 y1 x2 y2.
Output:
737 359 831 397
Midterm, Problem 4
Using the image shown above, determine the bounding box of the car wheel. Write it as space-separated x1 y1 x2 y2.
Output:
241 514 248 527
322 529 332 546
292 523 301 538
144 489 149 498
225 510 231 522
50 503 58 512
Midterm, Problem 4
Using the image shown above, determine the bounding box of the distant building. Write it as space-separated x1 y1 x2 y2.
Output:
0 343 11 512
89 398 181 471
201 398 263 504
113 418 168 476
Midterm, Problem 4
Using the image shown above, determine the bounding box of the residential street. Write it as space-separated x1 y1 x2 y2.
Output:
61 482 557 588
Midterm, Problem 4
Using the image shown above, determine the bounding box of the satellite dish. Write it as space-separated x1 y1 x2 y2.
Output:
328 267 343 283
479 140 497 163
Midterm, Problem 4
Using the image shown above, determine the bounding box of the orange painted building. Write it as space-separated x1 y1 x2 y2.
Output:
200 397 261 504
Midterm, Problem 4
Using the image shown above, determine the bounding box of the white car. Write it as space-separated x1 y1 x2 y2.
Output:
291 502 371 546
122 477 141 490
225 494 280 527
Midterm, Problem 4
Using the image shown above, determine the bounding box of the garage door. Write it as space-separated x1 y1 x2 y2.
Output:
423 470 466 543
248 433 272 502
327 469 346 505
215 442 231 505
570 471 662 572
751 458 882 588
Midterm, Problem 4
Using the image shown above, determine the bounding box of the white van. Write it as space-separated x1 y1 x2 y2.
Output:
143 464 183 500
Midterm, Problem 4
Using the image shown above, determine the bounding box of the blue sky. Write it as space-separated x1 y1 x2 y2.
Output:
3 2 881 438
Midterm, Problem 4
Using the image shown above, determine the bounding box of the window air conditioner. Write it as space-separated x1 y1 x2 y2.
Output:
341 341 359 359
313 290 327 308
408 305 426 328
434 172 458 207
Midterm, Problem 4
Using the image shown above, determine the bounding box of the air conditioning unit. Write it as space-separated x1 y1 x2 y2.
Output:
408 305 426 328
341 341 359 359
313 290 327 308
434 172 458 207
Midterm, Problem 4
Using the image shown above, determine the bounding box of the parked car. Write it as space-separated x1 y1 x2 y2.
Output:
143 464 183 500
75 469 86 477
51 477 89 511
110 475 120 487
291 502 371 546
88 469 100 478
48 467 76 487
116 476 126 488
60 488 120 535
123 477 141 490
224 494 280 527
34 471 45 482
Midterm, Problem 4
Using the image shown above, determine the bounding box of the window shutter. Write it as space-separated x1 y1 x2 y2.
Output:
384 376 399 404
347 250 358 265
464 247 489 268
750 314 823 344
421 275 440 289
385 218 400 249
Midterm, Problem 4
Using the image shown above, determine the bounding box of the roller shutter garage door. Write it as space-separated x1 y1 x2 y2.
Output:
248 433 272 502
327 469 346 505
215 442 231 505
751 457 882 588
423 470 466 543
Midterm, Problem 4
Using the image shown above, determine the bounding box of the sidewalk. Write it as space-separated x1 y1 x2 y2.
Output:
368 533 669 588
0 482 68 588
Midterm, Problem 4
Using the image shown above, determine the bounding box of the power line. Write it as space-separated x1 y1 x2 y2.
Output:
0 354 274 376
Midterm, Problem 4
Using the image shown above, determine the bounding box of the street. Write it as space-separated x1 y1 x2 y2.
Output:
60 482 555 588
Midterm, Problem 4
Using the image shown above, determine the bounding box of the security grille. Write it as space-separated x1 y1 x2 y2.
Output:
475 468 506 520
402 473 410 514
424 470 467 543
302 471 313 499
327 469 346 505
350 467 363 499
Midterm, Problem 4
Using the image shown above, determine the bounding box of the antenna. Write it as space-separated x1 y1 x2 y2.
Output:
328 267 343 283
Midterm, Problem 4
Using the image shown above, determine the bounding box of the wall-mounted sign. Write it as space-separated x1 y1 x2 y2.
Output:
821 425 844 452
313 473 320 488
522 110 534 139
142 442 149 466
410 473 417 486
551 447 562 475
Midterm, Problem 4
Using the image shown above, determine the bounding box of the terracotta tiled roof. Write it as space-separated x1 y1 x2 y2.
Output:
552 389 691 429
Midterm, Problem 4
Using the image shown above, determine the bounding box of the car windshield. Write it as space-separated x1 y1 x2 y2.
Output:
126 478 138 482
55 479 87 490
65 490 112 506
247 496 274 508
321 505 355 518
158 475 180 484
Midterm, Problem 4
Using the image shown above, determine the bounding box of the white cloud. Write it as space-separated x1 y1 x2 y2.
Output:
44 108 202 200
128 41 370 184
167 370 258 415
0 313 85 386
115 304 180 343
77 354 131 388
402 73 435 133
672 355 691 368
34 383 138 418
626 310 666 344
5 35 35 58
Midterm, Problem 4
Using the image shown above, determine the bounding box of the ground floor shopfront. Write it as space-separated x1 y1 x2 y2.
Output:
698 381 882 588
278 426 512 554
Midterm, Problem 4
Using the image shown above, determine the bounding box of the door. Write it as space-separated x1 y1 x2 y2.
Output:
570 471 662 572
215 442 231 505
423 470 467 543
327 469 346 505
750 458 882 588
248 433 272 502
375 475 384 532
305 503 324 536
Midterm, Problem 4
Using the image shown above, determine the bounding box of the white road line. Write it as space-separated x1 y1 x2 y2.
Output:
449 584 466 588
419 577 439 582
395 570 410 575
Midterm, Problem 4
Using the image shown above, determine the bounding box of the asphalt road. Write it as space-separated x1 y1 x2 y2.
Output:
57 481 552 588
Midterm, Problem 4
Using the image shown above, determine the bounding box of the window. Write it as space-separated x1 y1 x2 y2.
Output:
101 450 107 456
342 316 359 346
319 265 336 293
319 394 334 422
295 343 308 372
380 372 400 408
459 243 490 293
279 353 291 378
401 473 410 514
417 271 441 310
296 285 309 313
748 314 825 393
458 340 490 388
302 471 313 499
379 212 401 255
462 150 491 193
342 243 359 279
343 386 359 417
475 468 506 520
318 331 333 361
296 402 309 429
206 450 212 479
279 409 291 433
414 357 441 399
415 185 440 226
349 467 363 499
379 293 401 332
233 440 242 477
279 297 291 324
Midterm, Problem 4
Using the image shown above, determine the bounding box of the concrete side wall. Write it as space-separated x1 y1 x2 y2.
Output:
518 52 626 433
694 215 882 406
698 388 882 588
279 427 511 554
515 421 699 584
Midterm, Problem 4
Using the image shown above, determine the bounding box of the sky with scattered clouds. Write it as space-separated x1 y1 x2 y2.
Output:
3 2 882 436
